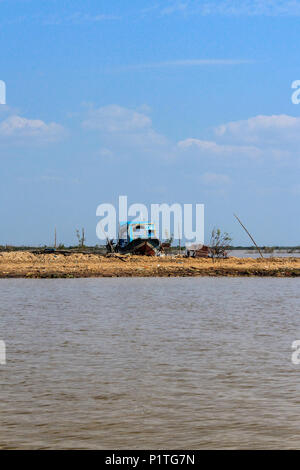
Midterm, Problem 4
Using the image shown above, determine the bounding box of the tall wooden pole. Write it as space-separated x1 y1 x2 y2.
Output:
82 228 85 247
234 214 264 259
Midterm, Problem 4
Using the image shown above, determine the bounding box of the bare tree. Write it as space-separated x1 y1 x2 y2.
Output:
76 228 86 248
210 228 232 260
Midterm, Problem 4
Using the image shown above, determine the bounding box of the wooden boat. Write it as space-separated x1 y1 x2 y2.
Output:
116 222 160 256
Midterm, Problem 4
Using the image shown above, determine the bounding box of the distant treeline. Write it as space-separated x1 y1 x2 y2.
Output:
0 245 107 253
229 246 300 251
0 245 299 253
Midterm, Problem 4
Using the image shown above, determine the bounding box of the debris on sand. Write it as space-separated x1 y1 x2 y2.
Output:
0 252 299 278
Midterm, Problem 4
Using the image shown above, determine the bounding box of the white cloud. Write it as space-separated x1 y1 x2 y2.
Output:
291 184 300 195
82 105 152 133
123 59 253 70
178 138 262 158
0 115 65 143
80 106 300 165
178 114 300 161
43 12 120 25
158 0 300 16
17 175 79 184
81 105 171 158
0 12 120 27
200 172 231 185
160 2 189 16
215 114 300 147
98 148 114 157
66 13 120 24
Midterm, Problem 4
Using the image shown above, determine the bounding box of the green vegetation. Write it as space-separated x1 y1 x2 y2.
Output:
210 228 233 260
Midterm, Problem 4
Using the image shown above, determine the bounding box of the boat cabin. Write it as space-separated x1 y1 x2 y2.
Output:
118 222 157 247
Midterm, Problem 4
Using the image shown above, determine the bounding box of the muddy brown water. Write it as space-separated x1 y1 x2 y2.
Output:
1 278 300 449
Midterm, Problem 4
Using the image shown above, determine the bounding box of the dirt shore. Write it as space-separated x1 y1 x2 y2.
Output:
0 251 300 278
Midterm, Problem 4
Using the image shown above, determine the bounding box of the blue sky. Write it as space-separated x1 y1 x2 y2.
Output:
0 0 300 246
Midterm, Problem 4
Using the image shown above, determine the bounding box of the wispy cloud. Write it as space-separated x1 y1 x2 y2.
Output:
160 2 189 16
151 0 300 17
80 105 300 166
44 12 120 26
121 59 254 70
200 172 231 185
214 114 300 146
178 114 300 161
82 105 152 133
80 104 172 159
1 12 120 27
198 0 300 16
0 115 65 145
178 138 263 158
0 12 120 27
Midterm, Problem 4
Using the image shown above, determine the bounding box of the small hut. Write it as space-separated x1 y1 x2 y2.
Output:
186 243 210 258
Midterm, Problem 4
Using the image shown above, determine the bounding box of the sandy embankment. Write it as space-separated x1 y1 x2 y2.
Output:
0 251 300 278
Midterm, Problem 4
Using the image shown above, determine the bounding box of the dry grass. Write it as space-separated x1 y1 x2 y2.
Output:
0 252 299 278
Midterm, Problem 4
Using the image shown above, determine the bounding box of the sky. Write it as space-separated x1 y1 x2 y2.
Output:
0 0 300 246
